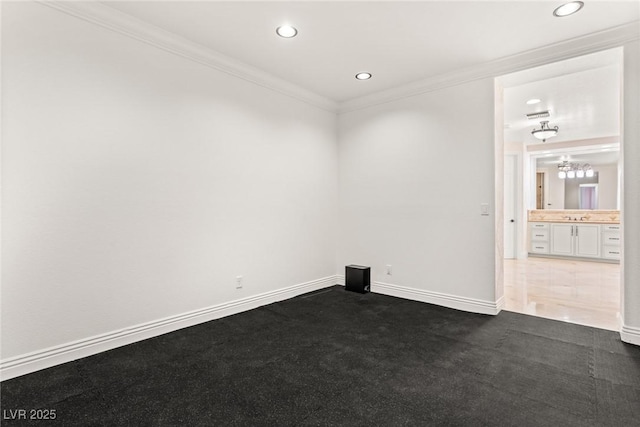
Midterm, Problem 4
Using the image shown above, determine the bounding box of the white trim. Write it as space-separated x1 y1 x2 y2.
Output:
495 295 506 313
339 22 640 113
337 274 502 315
621 324 640 346
373 281 502 316
0 276 338 381
37 1 338 113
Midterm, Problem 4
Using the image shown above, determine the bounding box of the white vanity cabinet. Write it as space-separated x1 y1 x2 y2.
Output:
529 223 550 254
549 223 600 258
549 223 574 256
574 224 601 257
601 224 621 260
530 222 614 260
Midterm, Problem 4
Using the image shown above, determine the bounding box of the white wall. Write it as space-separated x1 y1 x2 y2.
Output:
622 40 640 343
337 79 498 309
597 164 619 209
1 2 338 360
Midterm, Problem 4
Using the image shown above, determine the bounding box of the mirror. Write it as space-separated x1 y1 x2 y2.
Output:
578 184 598 209
565 173 599 209
532 145 619 210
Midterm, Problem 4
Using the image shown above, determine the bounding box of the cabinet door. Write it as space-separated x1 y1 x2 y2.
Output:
575 224 600 257
550 224 574 256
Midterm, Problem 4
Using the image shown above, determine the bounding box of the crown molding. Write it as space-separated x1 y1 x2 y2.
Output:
34 2 639 116
339 22 640 114
38 0 338 113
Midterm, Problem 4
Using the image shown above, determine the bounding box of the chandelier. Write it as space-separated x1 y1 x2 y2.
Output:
557 161 594 179
532 121 559 142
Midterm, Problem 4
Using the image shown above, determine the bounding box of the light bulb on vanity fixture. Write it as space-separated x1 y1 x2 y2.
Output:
557 161 594 179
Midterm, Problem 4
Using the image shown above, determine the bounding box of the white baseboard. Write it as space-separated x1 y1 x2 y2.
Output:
621 324 640 346
373 281 502 315
0 276 338 381
495 294 506 313
336 274 502 315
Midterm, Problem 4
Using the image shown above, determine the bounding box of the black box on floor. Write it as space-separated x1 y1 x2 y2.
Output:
345 265 370 293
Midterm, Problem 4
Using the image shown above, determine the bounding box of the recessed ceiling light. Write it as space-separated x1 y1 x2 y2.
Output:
355 72 372 80
553 1 584 17
276 25 297 38
526 98 541 105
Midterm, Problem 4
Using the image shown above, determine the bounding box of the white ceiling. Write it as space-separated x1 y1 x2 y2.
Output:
103 1 640 104
502 49 622 144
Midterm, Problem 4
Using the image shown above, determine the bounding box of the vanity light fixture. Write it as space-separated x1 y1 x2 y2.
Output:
355 72 372 80
276 25 298 38
553 1 584 17
557 161 594 179
531 120 559 142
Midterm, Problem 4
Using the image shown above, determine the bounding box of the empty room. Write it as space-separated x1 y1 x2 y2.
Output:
1 1 639 425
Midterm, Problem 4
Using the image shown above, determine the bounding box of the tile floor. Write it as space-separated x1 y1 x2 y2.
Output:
504 256 621 331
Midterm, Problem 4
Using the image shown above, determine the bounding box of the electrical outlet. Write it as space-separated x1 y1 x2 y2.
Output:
386 265 392 275
236 276 243 289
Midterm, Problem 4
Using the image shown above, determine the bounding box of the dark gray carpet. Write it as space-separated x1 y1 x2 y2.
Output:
2 286 639 426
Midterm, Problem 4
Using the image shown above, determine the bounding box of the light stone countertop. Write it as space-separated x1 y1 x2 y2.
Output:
528 209 620 224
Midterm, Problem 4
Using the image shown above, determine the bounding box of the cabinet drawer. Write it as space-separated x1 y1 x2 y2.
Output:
530 223 549 230
602 232 621 246
530 242 549 254
602 246 621 259
531 229 549 241
602 224 621 232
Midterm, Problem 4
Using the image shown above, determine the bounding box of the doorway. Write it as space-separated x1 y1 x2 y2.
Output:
496 47 623 331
